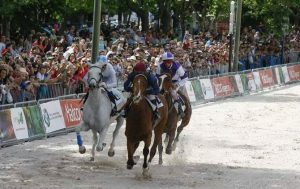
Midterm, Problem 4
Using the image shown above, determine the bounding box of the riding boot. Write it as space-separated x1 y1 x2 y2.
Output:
150 99 160 121
121 97 133 118
110 106 118 117
175 99 185 118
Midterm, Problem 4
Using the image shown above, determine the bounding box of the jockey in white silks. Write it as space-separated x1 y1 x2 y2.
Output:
83 55 121 116
156 52 188 117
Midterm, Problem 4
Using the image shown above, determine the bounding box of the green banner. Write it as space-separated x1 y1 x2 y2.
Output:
190 79 204 101
22 105 45 137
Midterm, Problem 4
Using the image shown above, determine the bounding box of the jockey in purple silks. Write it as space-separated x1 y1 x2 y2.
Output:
157 52 188 117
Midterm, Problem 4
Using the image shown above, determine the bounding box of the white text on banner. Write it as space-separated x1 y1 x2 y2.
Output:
40 100 66 133
200 79 214 100
10 108 29 140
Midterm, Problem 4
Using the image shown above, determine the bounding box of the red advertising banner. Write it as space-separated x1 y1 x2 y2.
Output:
211 76 235 98
287 65 300 82
259 69 275 88
60 99 83 128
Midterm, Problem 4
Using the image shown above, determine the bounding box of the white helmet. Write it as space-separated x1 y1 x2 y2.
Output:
161 52 174 61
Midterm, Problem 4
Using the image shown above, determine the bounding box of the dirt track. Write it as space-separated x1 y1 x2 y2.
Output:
1 84 300 189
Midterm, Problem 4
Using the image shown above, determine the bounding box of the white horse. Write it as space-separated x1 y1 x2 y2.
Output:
76 63 126 161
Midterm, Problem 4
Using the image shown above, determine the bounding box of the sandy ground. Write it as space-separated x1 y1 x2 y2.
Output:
1 84 300 189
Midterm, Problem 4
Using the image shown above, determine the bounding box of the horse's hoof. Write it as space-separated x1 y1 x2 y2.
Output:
108 150 115 157
127 164 133 170
90 157 95 161
79 146 86 154
166 147 172 155
96 146 103 152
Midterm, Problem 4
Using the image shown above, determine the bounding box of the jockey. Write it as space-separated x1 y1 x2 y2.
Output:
98 59 120 116
157 52 188 117
82 57 120 116
123 62 160 120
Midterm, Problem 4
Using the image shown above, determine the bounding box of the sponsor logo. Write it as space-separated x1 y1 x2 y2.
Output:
14 112 24 125
43 108 51 127
64 104 82 123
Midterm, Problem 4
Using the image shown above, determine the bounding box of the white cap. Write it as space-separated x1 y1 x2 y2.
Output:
127 56 136 61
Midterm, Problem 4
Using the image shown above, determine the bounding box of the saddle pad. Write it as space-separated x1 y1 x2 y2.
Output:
145 96 164 111
110 88 126 111
172 96 186 112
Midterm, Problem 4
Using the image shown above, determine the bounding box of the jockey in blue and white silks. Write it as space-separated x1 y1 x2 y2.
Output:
97 56 123 116
157 52 188 117
123 62 161 120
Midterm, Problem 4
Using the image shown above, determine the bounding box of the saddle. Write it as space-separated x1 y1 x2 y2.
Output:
145 96 164 111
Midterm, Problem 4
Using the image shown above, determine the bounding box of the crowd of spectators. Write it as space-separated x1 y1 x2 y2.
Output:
0 23 300 105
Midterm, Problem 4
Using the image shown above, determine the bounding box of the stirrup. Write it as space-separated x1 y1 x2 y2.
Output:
153 110 160 120
110 107 118 117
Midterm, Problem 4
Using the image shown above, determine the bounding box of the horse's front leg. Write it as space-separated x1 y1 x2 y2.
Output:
90 131 98 161
96 126 109 152
108 116 124 157
173 124 184 151
127 141 140 169
142 136 152 178
75 122 89 154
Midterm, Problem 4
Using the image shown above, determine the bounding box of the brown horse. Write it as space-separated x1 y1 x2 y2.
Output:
125 74 168 176
159 73 192 155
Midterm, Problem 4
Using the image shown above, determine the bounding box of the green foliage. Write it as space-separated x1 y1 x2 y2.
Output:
1 0 300 35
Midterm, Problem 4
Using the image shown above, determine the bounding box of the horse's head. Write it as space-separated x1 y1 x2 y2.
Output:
87 63 103 89
132 74 148 104
159 73 173 93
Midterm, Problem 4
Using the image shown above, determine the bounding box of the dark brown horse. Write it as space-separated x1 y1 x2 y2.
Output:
159 73 192 155
125 74 168 176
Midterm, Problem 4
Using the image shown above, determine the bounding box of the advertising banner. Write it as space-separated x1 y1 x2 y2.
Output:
0 110 16 141
259 69 275 88
211 76 235 98
274 67 282 84
234 74 244 94
253 71 262 90
23 105 45 137
10 108 29 140
40 100 65 133
281 66 290 83
287 65 300 82
185 81 197 102
199 79 214 100
246 73 257 92
190 79 204 101
60 99 83 128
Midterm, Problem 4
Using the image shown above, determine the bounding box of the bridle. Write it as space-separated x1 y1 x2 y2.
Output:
132 74 148 103
88 65 103 88
159 74 175 114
